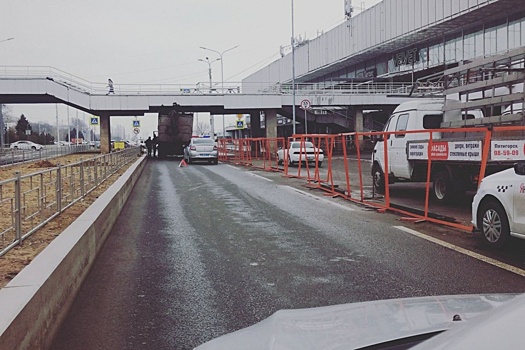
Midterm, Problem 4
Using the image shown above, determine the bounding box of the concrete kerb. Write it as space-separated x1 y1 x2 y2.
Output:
0 155 147 350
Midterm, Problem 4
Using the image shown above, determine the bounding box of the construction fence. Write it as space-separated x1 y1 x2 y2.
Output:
218 125 525 232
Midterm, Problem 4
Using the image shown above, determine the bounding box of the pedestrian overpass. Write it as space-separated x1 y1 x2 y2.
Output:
0 66 418 152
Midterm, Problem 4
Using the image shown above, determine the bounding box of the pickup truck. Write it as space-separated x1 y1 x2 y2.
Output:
371 99 525 202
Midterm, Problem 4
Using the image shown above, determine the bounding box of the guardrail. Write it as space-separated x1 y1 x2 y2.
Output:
0 148 140 257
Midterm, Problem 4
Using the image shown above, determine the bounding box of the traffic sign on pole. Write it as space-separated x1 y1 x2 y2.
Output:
133 120 140 128
300 99 311 110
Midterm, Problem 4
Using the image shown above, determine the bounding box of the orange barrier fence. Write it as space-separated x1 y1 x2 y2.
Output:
218 138 285 171
218 125 525 233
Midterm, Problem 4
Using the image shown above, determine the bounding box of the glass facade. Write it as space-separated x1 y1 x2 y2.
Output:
311 15 525 84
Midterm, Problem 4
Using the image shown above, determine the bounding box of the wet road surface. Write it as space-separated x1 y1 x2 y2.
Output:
51 160 525 350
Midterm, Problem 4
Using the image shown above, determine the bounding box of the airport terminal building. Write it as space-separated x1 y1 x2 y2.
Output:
242 0 525 135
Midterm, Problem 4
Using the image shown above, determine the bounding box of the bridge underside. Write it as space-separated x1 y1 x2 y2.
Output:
0 77 413 152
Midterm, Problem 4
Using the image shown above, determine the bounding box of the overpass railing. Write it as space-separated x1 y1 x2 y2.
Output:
0 65 416 96
0 148 139 257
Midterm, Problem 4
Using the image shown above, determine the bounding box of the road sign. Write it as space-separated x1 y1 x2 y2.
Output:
236 120 244 129
133 127 140 135
90 117 99 125
133 120 140 127
300 99 311 110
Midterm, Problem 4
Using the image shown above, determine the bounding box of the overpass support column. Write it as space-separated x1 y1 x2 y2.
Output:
99 113 111 154
264 109 277 139
354 107 364 146
250 112 263 138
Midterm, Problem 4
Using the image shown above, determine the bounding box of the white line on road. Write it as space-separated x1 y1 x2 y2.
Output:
248 172 273 182
283 186 354 211
394 226 525 277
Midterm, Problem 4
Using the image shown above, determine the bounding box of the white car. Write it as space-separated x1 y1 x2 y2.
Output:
472 161 525 247
183 137 218 164
10 140 43 150
277 141 324 167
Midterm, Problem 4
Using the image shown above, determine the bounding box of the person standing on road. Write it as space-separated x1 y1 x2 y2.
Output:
107 79 115 95
145 136 153 157
152 135 158 157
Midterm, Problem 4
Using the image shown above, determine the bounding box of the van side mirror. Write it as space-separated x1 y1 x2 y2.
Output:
372 134 384 143
514 161 525 176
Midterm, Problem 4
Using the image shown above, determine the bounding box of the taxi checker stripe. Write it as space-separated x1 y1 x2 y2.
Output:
497 185 509 192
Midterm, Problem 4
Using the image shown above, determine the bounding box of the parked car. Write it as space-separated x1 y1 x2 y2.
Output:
10 140 43 150
183 137 218 164
277 141 324 167
55 141 72 146
472 161 525 247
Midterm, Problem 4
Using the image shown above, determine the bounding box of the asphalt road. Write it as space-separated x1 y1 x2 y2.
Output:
51 159 525 350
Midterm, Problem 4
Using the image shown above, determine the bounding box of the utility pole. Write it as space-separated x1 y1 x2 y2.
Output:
200 45 239 138
198 56 220 138
55 104 59 144
291 0 297 136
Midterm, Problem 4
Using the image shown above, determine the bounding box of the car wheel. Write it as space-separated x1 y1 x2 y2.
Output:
287 156 294 167
479 200 510 248
318 161 323 168
372 163 385 194
212 159 218 165
432 171 452 203
277 158 283 166
31 146 36 150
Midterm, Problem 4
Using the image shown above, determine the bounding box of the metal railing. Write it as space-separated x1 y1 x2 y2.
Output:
0 144 93 167
0 148 140 257
0 65 416 96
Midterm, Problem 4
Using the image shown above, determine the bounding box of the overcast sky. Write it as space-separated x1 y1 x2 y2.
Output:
1 0 381 138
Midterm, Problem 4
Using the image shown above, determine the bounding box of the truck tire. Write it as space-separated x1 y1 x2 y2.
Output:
478 200 510 248
432 171 452 203
372 163 385 194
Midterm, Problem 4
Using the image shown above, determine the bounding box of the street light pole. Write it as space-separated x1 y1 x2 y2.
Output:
291 0 297 136
198 57 220 137
200 45 239 138
0 37 14 148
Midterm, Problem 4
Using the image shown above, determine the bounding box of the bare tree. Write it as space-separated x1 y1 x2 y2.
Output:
193 120 211 136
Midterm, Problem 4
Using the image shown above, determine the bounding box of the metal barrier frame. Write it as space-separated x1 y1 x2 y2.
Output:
0 148 139 257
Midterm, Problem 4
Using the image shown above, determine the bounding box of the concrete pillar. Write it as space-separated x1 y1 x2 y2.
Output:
0 105 4 147
250 112 262 138
99 113 111 154
265 109 278 139
354 107 364 148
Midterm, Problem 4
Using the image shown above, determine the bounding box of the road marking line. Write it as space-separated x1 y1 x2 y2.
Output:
394 226 525 277
248 173 273 182
283 186 354 211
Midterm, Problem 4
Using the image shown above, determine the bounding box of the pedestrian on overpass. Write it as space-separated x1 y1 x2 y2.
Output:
145 136 153 157
107 79 115 95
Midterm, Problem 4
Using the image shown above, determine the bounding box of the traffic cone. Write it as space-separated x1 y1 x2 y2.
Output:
179 159 188 167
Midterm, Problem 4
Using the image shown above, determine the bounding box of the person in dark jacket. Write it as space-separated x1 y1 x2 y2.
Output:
152 135 158 157
145 137 153 157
